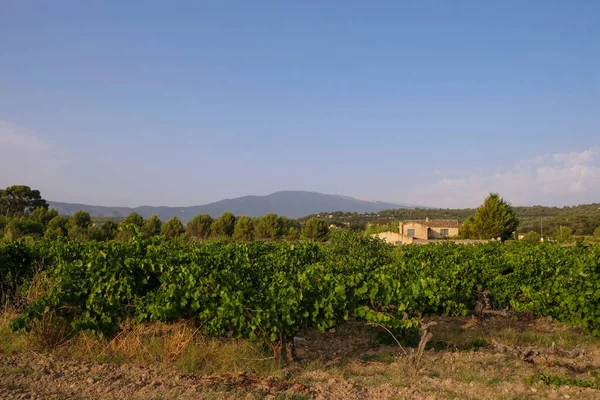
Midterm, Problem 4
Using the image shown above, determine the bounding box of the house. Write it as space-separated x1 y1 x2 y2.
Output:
370 218 459 244
400 218 459 240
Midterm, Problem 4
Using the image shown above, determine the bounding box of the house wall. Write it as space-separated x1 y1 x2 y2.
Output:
371 232 414 244
400 222 429 240
428 227 459 239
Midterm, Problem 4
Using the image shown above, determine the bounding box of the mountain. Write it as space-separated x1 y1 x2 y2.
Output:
48 191 416 222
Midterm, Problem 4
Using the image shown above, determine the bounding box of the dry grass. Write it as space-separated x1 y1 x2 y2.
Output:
59 319 283 377
2 313 600 399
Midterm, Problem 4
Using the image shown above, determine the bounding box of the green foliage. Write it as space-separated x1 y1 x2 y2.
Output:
302 218 330 242
254 213 282 240
3 217 44 240
122 212 145 227
0 240 36 303
526 373 600 389
7 231 600 353
210 212 236 238
286 227 300 241
593 226 600 242
522 231 541 244
232 216 254 241
0 185 49 217
554 226 573 244
69 211 92 230
143 215 163 238
162 217 185 238
364 221 398 235
186 214 213 239
45 216 67 238
89 221 118 241
460 193 518 241
116 213 145 241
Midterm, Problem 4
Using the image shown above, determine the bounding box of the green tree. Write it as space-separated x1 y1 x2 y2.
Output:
254 213 282 240
68 211 92 241
286 226 300 241
594 226 600 242
232 216 254 241
162 216 185 238
522 230 541 244
89 221 118 241
143 215 163 237
3 218 44 240
460 193 519 241
210 212 236 238
69 211 92 229
555 226 573 244
122 212 144 227
29 207 58 226
186 214 213 239
0 185 48 217
116 212 145 241
302 218 330 242
279 216 301 241
45 216 67 238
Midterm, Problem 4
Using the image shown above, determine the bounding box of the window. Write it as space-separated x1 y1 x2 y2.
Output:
440 229 449 236
407 229 415 237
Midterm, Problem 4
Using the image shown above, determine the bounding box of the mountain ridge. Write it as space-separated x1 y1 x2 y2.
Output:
48 190 418 222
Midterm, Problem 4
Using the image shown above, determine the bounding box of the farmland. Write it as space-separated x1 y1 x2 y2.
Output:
2 230 600 398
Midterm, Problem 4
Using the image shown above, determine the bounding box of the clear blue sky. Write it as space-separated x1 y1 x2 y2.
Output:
1 1 599 208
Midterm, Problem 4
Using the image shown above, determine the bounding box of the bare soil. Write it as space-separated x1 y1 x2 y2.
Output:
2 316 600 399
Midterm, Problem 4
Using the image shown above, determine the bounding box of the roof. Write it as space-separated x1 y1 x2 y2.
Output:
402 219 459 228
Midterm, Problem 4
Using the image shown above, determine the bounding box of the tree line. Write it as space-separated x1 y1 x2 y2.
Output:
308 199 600 239
0 186 330 243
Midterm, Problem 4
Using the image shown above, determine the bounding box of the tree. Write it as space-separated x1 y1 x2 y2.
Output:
143 215 163 237
522 230 541 244
162 216 185 238
278 216 301 241
254 213 282 240
232 216 254 241
460 193 519 241
302 218 330 242
116 212 145 241
89 221 118 241
45 216 67 238
286 226 300 241
29 207 58 226
68 211 92 241
594 226 600 242
3 218 44 240
122 212 145 227
555 226 573 244
186 214 213 239
0 185 48 217
69 211 92 229
210 212 236 238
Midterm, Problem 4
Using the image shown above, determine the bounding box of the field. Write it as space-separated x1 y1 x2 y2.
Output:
1 230 600 398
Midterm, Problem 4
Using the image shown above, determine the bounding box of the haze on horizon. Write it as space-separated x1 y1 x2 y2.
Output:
1 1 599 209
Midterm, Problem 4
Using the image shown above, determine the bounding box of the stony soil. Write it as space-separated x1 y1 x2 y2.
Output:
2 316 600 399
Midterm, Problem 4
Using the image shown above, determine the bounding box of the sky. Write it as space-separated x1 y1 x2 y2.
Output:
1 0 599 208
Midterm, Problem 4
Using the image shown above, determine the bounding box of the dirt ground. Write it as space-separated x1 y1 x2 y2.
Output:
1 315 600 399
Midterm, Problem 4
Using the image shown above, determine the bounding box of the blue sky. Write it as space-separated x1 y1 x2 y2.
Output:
1 1 599 208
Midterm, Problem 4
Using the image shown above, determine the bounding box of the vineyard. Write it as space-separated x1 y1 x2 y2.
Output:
2 230 600 358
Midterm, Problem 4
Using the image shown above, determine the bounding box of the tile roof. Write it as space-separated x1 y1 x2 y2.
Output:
402 219 459 228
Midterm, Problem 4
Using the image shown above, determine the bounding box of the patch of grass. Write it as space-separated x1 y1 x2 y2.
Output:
0 365 30 375
493 327 598 349
0 313 30 354
179 337 282 377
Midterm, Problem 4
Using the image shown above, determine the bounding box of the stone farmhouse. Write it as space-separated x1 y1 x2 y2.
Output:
371 218 459 244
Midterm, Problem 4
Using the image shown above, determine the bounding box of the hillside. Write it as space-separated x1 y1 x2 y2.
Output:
48 191 412 222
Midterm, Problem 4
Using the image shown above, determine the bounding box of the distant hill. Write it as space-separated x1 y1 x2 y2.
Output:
48 191 416 222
